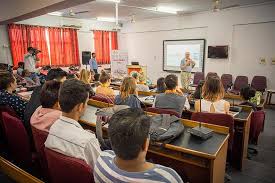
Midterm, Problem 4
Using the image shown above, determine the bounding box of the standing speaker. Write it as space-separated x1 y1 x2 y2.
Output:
82 51 91 65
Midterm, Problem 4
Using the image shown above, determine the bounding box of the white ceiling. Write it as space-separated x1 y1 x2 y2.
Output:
58 0 275 22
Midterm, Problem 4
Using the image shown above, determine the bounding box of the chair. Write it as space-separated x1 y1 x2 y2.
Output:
44 148 94 183
32 127 49 180
1 112 36 167
249 111 265 144
146 107 181 118
91 94 114 104
221 74 233 91
232 76 249 94
192 72 205 86
251 76 267 92
191 112 234 152
0 105 17 141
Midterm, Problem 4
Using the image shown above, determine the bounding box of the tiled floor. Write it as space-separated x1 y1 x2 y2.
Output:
229 108 275 183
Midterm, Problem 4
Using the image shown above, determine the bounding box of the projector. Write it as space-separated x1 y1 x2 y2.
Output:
189 126 214 140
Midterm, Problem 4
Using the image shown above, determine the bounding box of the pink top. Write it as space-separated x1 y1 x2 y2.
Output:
30 106 61 132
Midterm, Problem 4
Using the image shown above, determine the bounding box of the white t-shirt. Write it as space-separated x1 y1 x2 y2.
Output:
24 53 37 72
200 99 228 113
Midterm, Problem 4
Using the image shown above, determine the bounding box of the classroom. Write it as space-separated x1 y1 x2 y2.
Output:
0 0 275 183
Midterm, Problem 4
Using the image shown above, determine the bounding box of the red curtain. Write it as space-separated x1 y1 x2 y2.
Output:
48 27 80 66
27 26 50 67
8 24 28 67
93 30 111 64
111 31 118 50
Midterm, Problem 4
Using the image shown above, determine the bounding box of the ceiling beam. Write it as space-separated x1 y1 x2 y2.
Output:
0 0 94 25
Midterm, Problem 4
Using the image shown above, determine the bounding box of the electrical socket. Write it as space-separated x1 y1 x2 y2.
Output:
271 58 275 65
259 58 266 65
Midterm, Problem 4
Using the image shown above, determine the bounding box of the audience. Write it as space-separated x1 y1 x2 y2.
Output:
17 62 24 76
79 69 96 97
24 68 67 125
30 80 62 132
195 76 230 114
22 69 38 86
96 71 115 98
153 74 190 115
45 79 101 166
155 77 166 93
0 72 27 121
114 77 141 108
94 108 183 183
240 86 257 111
132 72 150 92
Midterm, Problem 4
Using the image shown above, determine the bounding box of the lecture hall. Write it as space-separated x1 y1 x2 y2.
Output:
0 0 275 183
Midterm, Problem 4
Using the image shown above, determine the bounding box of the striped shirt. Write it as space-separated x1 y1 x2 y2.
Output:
94 150 183 183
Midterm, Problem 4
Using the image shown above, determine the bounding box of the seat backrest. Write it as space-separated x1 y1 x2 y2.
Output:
44 148 94 183
147 107 181 118
1 112 32 167
191 112 234 150
233 76 248 91
250 110 265 144
193 72 205 85
91 94 114 104
32 127 49 179
251 76 267 92
221 74 233 90
0 105 17 140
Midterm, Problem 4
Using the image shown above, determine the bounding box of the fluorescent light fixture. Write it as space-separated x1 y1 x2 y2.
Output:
156 6 179 14
47 11 63 16
97 0 120 3
97 17 116 22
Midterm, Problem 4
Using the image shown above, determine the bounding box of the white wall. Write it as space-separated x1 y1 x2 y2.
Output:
119 2 275 89
0 25 12 65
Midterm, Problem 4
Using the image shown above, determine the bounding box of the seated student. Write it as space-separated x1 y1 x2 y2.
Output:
132 72 150 92
114 77 141 108
195 76 230 114
24 68 67 126
94 108 183 183
79 69 96 97
30 81 62 132
96 72 115 98
0 72 27 121
17 62 24 76
22 69 38 86
240 86 257 111
155 77 166 93
153 74 190 114
45 79 101 166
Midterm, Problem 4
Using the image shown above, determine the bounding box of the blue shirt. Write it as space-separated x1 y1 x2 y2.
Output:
94 150 183 183
180 58 193 73
114 95 141 108
89 58 98 70
0 90 27 121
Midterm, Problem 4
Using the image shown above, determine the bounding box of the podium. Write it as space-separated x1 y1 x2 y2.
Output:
127 65 147 81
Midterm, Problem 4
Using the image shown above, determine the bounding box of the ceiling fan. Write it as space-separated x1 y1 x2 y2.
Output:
63 9 90 17
213 0 240 12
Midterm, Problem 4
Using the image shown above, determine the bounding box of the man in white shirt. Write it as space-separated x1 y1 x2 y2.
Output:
23 47 39 73
45 79 101 166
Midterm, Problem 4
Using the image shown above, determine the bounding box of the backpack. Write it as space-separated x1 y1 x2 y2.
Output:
149 114 185 144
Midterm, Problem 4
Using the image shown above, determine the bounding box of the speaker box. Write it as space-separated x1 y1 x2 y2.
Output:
82 51 91 65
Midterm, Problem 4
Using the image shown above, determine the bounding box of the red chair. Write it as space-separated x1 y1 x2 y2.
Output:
0 105 17 141
251 76 267 92
191 112 234 152
221 74 233 91
232 76 248 94
1 112 36 167
146 107 181 118
44 148 94 183
249 111 265 144
192 72 205 86
91 94 114 105
32 127 49 180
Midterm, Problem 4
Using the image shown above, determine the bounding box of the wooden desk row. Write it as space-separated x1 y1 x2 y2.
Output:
80 100 229 183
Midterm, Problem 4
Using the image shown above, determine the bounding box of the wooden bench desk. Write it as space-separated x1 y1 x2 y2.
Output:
82 101 229 183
